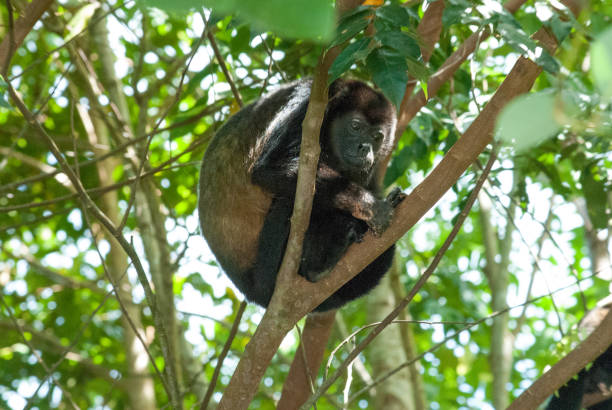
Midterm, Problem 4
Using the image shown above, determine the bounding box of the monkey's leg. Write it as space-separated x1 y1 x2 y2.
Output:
242 198 293 307
314 244 395 312
299 210 367 283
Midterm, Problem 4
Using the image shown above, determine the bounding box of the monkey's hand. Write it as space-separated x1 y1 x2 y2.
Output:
386 187 407 208
367 188 405 235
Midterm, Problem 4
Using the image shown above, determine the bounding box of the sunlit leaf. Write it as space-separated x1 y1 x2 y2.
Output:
328 38 371 82
329 7 372 47
495 91 562 151
142 0 335 42
375 4 411 27
591 27 612 98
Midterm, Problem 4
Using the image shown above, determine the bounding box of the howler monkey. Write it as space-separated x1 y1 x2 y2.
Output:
198 78 404 312
546 297 612 410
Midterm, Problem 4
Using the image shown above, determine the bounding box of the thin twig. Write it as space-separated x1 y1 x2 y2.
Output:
296 323 318 402
347 273 606 403
207 29 244 107
200 301 247 410
0 293 81 410
0 99 226 195
0 132 211 214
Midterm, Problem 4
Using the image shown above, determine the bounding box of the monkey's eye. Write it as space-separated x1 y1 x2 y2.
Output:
374 130 385 141
350 119 362 131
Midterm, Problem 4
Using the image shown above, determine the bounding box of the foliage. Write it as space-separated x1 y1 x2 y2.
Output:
142 0 336 42
0 0 610 409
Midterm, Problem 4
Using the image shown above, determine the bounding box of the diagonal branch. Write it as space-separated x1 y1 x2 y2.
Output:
0 0 55 76
508 308 612 409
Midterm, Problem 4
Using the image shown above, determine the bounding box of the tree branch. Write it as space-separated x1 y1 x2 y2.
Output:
277 310 337 410
200 301 247 410
508 308 612 410
0 0 55 76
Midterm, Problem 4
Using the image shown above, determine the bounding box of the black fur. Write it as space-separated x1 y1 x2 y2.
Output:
198 78 403 312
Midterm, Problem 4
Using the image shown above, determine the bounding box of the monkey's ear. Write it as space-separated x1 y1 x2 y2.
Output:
328 79 346 99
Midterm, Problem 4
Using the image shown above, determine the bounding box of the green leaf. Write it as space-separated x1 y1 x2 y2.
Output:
366 48 408 108
535 50 561 74
383 136 427 186
0 94 9 109
518 13 543 35
412 136 427 158
494 13 560 74
384 145 412 186
328 38 371 82
548 15 572 43
0 78 10 109
410 115 433 140
580 165 609 230
142 0 335 42
375 31 420 59
442 4 466 27
406 58 430 83
329 8 372 48
375 4 411 27
591 27 612 98
495 91 562 151
230 25 253 55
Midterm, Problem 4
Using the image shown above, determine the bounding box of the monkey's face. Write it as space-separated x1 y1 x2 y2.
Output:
327 111 387 180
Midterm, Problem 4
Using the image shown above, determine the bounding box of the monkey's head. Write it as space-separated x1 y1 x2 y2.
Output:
322 80 396 183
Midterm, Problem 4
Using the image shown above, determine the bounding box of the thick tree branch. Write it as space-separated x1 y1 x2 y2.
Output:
216 46 334 410
277 310 337 410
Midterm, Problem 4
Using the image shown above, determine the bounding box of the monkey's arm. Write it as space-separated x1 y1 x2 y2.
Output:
252 156 398 234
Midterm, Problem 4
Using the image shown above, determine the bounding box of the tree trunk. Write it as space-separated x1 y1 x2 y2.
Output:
479 190 514 409
366 272 415 410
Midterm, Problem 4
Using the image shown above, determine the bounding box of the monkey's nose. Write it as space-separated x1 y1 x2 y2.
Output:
358 143 372 155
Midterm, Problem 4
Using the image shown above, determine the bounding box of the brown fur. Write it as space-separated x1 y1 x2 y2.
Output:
198 84 297 273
